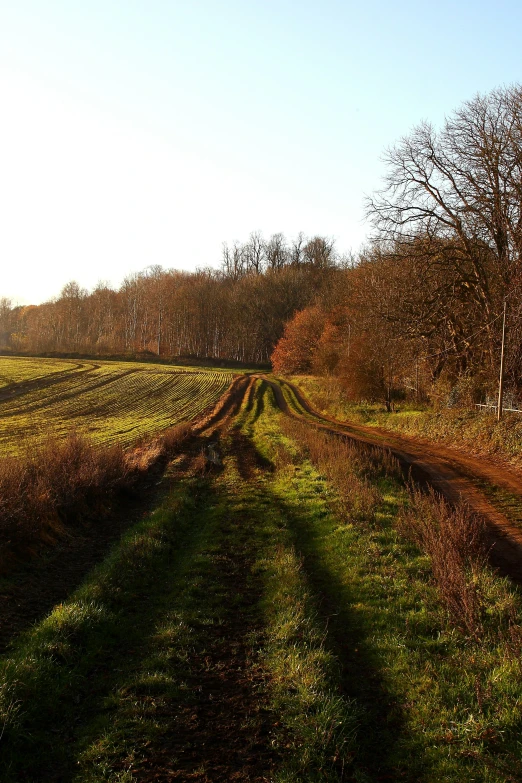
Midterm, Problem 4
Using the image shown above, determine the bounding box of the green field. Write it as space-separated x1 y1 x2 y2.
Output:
0 356 234 454
0 356 82 390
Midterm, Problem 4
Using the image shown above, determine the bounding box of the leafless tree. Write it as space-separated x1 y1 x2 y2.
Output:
243 231 266 274
366 85 522 326
303 236 336 269
264 233 288 270
289 232 306 266
221 241 247 280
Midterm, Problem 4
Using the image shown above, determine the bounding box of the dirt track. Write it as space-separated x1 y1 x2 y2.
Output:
4 373 522 781
264 376 522 583
4 371 522 656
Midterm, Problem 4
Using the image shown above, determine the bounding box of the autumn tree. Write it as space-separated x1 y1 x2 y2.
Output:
271 305 326 374
0 298 13 349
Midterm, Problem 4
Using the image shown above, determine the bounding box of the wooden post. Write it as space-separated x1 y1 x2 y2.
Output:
497 300 507 421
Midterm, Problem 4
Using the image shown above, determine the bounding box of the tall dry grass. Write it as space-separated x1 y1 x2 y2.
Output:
399 485 522 648
280 418 400 523
0 422 192 565
399 486 488 639
281 416 522 646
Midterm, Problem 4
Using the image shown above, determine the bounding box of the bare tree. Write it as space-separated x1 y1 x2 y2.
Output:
265 233 288 270
243 231 266 274
366 85 522 324
289 232 306 267
0 298 12 348
221 241 247 280
57 281 88 351
303 236 336 269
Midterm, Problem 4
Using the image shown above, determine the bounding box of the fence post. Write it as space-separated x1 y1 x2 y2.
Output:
497 300 507 421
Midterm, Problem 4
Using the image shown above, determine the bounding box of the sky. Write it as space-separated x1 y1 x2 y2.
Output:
1 1 522 305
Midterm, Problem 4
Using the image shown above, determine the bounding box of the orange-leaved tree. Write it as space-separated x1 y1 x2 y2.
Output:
271 305 326 374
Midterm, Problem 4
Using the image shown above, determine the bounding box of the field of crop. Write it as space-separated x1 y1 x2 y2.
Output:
0 356 233 454
0 356 81 390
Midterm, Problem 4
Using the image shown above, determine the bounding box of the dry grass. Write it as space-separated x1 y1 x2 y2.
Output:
280 417 400 523
0 422 192 568
126 421 192 471
399 487 487 638
280 412 522 649
398 485 522 649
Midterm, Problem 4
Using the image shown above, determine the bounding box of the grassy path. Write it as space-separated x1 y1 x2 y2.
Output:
2 379 522 781
74 460 277 782
0 382 356 782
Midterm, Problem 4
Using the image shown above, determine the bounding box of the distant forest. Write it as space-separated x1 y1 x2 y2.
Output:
2 84 522 407
0 234 343 365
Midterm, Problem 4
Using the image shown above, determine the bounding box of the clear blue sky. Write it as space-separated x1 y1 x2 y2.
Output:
1 0 521 304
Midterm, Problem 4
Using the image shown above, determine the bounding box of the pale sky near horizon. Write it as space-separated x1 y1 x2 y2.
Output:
1 1 522 305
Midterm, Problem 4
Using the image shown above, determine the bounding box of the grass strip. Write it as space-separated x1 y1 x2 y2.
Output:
73 454 276 782
0 463 211 781
240 383 359 781
260 381 522 782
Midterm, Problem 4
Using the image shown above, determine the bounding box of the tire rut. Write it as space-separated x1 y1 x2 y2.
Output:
125 406 278 782
264 375 522 583
0 376 248 654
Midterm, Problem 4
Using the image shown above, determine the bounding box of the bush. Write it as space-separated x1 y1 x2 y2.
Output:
0 423 192 567
399 486 488 638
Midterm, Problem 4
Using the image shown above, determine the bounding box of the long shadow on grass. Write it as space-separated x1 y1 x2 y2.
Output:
0 486 161 656
0 451 197 656
0 474 213 782
105 469 278 783
239 429 414 782
0 468 278 783
274 490 414 782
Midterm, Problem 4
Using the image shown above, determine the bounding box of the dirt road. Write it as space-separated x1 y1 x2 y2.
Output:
4 374 522 781
265 376 522 583
4 371 522 656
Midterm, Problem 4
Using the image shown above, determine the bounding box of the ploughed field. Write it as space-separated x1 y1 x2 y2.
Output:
0 356 233 454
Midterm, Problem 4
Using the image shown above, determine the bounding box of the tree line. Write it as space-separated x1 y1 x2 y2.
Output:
2 83 522 405
0 234 343 365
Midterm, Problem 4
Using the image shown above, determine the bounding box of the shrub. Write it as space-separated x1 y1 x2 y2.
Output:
0 423 192 567
398 486 488 639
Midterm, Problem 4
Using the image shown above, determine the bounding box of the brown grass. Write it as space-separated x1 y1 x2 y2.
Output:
281 416 522 647
0 422 192 568
399 486 489 639
280 418 400 523
126 422 192 471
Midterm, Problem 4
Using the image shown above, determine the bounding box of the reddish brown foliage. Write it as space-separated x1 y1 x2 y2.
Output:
271 305 326 374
